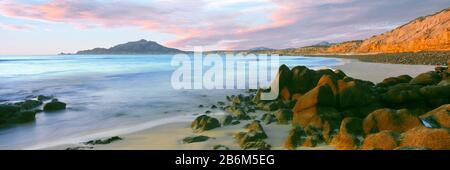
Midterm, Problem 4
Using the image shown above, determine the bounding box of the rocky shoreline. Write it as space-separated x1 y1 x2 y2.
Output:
315 52 450 65
0 96 67 128
189 64 450 150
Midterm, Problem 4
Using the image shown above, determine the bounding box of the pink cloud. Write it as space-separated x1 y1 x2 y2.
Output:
0 0 448 50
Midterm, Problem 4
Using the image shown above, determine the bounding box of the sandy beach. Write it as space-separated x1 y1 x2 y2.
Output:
43 59 437 150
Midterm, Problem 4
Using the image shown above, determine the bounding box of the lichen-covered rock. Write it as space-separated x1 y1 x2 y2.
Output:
410 71 442 85
284 126 307 150
293 84 336 112
381 83 423 105
376 75 412 87
235 121 269 149
278 64 293 101
191 115 221 132
292 106 341 130
419 85 450 107
337 80 377 108
291 66 317 94
399 127 450 150
420 104 450 128
362 130 400 150
331 117 364 150
274 109 292 124
224 106 250 120
221 114 233 126
363 108 422 135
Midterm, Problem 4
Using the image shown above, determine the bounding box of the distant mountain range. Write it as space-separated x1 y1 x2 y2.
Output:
73 39 184 55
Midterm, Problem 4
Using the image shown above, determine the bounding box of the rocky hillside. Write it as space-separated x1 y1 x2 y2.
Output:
356 8 450 53
326 8 450 53
75 39 184 55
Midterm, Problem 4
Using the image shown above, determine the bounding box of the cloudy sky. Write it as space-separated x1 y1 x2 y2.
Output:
0 0 449 55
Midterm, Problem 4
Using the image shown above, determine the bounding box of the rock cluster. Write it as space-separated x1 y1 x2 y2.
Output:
0 95 67 128
188 64 449 150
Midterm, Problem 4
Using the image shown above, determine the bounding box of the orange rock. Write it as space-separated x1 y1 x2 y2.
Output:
317 75 338 95
292 84 336 112
280 87 291 101
363 108 422 135
291 93 302 101
330 117 364 150
420 104 450 128
362 131 400 150
400 127 450 150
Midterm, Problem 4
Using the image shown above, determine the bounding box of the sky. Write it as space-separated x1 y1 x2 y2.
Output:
0 0 449 55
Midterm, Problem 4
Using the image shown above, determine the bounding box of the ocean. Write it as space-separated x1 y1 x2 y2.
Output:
0 54 342 149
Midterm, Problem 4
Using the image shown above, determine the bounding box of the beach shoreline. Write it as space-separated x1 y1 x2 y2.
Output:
40 59 438 150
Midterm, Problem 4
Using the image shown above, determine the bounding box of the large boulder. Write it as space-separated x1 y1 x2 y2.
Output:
278 64 292 101
399 127 450 150
292 106 341 129
43 100 66 112
292 84 336 112
420 104 450 128
337 80 378 108
191 115 221 132
330 117 364 150
410 71 442 85
376 75 412 88
362 130 400 150
0 105 36 126
363 108 422 135
419 85 450 107
381 83 423 105
221 114 234 126
274 109 292 124
290 66 316 94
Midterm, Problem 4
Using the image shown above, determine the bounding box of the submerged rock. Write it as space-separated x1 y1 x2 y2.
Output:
15 100 42 110
182 135 210 144
191 115 221 132
43 100 66 112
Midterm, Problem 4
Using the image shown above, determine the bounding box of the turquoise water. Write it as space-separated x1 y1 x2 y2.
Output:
0 55 342 149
